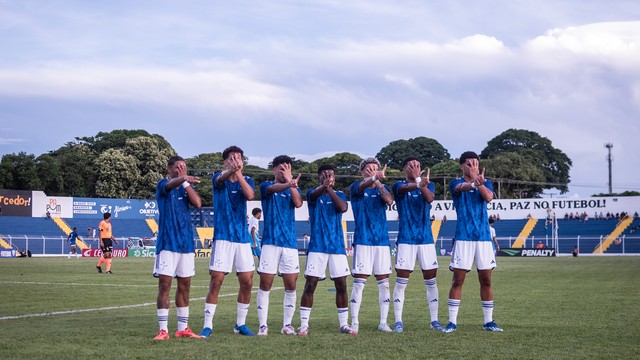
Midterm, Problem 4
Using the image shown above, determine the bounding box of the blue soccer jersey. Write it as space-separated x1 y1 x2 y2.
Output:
260 181 301 249
449 178 494 241
306 189 347 254
68 231 79 244
350 181 390 246
155 178 195 253
212 172 254 243
392 180 436 245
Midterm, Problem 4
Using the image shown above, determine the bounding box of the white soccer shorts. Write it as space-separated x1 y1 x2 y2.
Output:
305 252 350 280
154 250 196 278
449 240 497 271
394 243 438 271
257 245 300 275
209 239 256 274
352 244 392 276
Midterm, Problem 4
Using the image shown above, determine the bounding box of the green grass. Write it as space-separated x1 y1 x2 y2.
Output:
1 256 639 359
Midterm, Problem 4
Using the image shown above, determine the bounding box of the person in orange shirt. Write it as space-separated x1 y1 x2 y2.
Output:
96 212 118 274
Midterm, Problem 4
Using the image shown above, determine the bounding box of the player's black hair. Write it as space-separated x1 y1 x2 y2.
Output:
222 146 244 160
459 151 479 164
317 164 334 175
103 212 111 220
272 155 293 168
401 156 419 168
252 207 262 216
167 155 185 166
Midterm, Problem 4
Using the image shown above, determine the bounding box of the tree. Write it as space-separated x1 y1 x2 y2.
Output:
0 152 41 190
376 137 450 170
76 129 171 153
430 160 460 199
480 129 572 196
123 137 175 199
94 149 139 198
482 152 546 198
36 154 64 195
53 144 97 197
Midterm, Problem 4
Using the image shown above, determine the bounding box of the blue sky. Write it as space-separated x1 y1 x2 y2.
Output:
1 1 639 197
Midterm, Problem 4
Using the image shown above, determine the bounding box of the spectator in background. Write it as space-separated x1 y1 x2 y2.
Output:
248 208 262 259
87 226 92 237
153 155 203 341
45 211 51 220
536 241 544 249
489 218 499 254
572 246 579 257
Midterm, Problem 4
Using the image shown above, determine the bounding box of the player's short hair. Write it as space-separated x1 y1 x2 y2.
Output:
401 156 419 168
167 155 185 166
459 151 479 164
103 212 111 220
317 164 334 174
252 207 262 216
359 157 381 172
222 146 244 160
73 227 77 230
489 218 495 224
272 155 293 168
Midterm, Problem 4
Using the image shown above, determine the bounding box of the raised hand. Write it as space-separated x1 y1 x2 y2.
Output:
290 173 301 188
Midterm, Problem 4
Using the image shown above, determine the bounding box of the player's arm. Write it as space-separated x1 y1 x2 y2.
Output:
327 188 348 213
377 182 393 206
250 226 258 248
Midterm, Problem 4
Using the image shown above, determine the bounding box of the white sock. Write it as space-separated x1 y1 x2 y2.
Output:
350 278 366 325
424 278 439 322
177 306 189 331
482 300 494 324
338 307 349 327
203 303 217 329
448 299 461 325
236 302 250 326
257 289 270 327
300 306 311 328
393 277 409 323
377 278 390 324
157 308 169 331
283 290 297 327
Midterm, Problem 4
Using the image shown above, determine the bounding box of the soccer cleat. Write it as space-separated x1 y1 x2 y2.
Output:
443 322 457 333
350 323 359 334
106 271 113 274
199 327 213 338
257 325 268 336
96 266 102 273
393 321 404 333
377 323 393 333
430 320 444 331
281 325 297 335
175 327 204 338
153 329 170 341
483 321 504 332
339 325 357 335
297 326 309 336
234 324 255 336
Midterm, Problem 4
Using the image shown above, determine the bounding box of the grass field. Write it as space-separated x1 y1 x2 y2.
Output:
1 256 639 359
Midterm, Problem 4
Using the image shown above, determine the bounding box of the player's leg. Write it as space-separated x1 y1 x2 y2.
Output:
174 253 202 338
373 246 392 332
330 254 355 334
280 247 300 335
445 241 473 333
476 242 502 331
256 245 279 335
201 240 231 337
419 244 442 330
393 244 417 332
234 242 256 336
299 276 319 335
350 245 372 333
154 251 174 340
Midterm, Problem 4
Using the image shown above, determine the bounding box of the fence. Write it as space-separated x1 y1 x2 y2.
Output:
2 233 639 256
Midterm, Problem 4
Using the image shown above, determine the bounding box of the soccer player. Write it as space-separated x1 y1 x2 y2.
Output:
443 151 503 333
348 158 394 333
391 157 442 332
200 146 256 337
67 227 81 259
299 164 356 336
153 155 204 340
96 212 118 274
248 208 262 258
256 155 303 336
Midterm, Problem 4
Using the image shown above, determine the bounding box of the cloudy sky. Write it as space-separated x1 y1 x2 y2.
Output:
1 1 639 197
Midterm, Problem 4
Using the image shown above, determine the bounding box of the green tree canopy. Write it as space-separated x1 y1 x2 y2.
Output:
376 137 450 170
480 129 572 196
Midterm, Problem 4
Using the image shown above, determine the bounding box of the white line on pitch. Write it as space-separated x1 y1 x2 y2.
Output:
0 287 284 321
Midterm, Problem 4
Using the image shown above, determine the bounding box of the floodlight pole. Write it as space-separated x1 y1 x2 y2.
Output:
605 143 613 194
